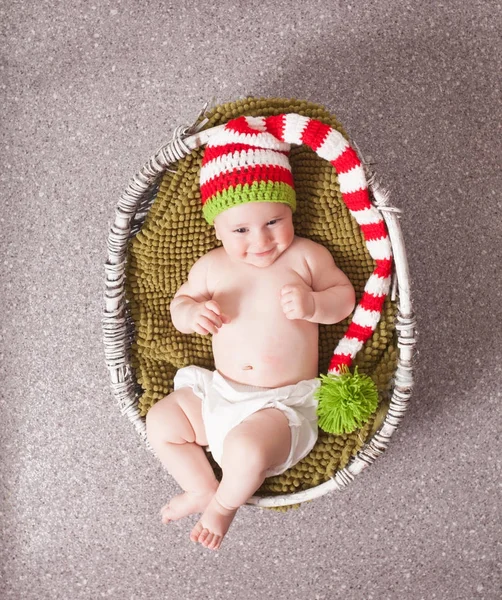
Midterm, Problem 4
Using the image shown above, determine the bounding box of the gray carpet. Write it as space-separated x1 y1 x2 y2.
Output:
1 1 500 599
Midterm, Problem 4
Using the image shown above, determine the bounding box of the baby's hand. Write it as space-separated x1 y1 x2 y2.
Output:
190 300 231 335
280 284 315 320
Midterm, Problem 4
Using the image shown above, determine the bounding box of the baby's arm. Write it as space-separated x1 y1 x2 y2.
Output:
170 252 230 335
281 242 355 325
305 243 356 324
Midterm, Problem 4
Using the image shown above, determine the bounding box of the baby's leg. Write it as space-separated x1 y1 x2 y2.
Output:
191 407 291 550
146 388 219 523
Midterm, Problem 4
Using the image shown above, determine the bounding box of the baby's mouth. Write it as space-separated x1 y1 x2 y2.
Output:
253 248 274 257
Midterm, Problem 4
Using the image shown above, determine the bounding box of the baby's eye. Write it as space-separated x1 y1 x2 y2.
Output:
267 219 280 226
234 228 248 234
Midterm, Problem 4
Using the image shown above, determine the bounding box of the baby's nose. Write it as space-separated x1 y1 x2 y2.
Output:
253 228 272 247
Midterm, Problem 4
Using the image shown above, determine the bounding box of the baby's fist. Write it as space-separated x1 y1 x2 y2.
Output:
280 284 315 320
191 300 231 335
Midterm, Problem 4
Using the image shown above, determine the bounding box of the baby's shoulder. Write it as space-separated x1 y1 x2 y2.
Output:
289 237 336 274
185 247 224 283
206 246 229 269
191 247 228 291
191 246 225 268
291 236 330 258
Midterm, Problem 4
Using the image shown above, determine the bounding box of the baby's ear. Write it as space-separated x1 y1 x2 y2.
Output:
213 221 222 241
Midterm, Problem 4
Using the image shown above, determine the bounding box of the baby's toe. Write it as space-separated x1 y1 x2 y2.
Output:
190 521 203 542
198 527 210 544
160 506 172 524
200 530 212 546
208 535 221 551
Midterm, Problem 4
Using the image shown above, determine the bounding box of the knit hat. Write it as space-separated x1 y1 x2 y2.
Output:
200 115 296 224
200 113 393 379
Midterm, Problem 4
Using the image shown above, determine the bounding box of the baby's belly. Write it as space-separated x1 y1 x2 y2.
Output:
211 315 319 388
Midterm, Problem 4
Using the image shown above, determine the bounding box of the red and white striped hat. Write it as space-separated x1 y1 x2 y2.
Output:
200 116 297 225
201 114 393 375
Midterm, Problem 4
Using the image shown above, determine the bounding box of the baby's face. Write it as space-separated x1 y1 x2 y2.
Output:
213 202 295 268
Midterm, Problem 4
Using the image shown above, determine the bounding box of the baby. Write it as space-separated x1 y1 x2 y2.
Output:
146 115 356 551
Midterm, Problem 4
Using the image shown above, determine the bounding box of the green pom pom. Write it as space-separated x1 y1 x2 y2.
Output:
315 366 379 435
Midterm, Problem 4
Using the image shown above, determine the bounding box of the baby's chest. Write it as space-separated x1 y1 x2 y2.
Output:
212 265 310 314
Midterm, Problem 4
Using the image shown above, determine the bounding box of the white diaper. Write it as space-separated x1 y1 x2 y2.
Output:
173 366 321 477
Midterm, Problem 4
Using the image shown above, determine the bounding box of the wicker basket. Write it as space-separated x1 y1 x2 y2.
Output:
102 98 416 508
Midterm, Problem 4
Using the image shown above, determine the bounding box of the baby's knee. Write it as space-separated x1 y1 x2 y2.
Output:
221 431 271 474
145 392 196 445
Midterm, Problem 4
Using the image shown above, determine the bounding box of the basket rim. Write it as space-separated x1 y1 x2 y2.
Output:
102 106 417 508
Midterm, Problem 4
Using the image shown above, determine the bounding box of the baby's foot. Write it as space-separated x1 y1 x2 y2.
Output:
190 495 238 551
160 488 217 524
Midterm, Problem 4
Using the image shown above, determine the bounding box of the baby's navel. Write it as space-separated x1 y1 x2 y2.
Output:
242 365 253 370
